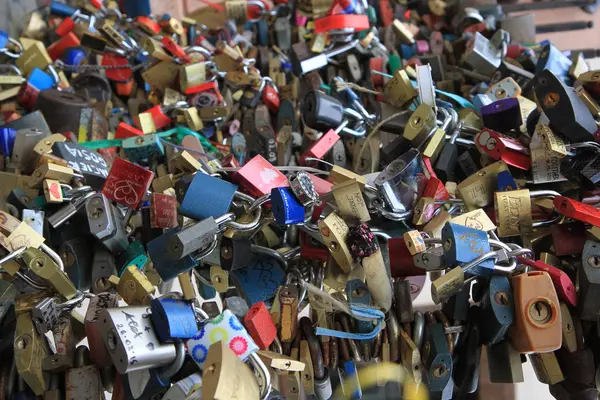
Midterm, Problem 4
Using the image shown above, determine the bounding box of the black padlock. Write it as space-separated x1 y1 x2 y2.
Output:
36 89 91 136
220 237 254 271
302 90 345 132
59 237 93 291
71 71 112 105
434 132 459 182
533 69 597 143
560 149 598 190
453 307 482 396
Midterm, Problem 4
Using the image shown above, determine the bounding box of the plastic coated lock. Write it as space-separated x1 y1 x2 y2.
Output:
245 301 277 349
271 187 305 225
179 173 238 221
150 297 199 342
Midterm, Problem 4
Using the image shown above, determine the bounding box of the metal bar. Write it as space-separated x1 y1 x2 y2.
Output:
502 0 594 12
536 21 593 34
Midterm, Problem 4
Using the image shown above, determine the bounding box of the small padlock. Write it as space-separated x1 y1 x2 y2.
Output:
480 275 514 345
65 346 104 399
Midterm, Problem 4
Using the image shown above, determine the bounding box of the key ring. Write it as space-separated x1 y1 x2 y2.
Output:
0 37 23 59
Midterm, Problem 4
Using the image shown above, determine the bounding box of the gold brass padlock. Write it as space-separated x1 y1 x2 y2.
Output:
22 247 77 300
180 63 207 91
117 266 155 305
384 69 417 108
457 161 509 210
494 189 533 237
318 213 354 273
15 313 49 395
184 107 204 131
331 180 370 222
404 104 437 145
210 265 229 293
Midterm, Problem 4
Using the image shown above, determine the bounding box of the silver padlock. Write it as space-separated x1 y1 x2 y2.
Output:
413 246 444 271
47 190 96 228
91 245 118 294
166 214 233 260
12 128 49 172
32 297 59 335
291 40 359 76
65 346 104 400
86 193 128 254
463 32 502 77
99 306 177 374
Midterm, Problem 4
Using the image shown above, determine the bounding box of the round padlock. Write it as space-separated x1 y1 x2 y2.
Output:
37 89 91 135
71 71 112 103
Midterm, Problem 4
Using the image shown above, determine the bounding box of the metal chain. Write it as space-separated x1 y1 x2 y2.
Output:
54 60 150 72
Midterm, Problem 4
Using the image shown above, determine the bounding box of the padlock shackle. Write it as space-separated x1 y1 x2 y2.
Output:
251 244 289 271
249 351 272 399
158 341 186 381
413 311 425 350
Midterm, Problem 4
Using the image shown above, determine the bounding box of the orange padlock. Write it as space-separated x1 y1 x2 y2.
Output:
508 271 562 354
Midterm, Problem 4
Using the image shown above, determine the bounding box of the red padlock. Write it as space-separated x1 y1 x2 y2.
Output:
101 54 133 83
314 14 370 33
137 17 161 35
299 231 329 261
55 17 76 37
554 196 600 227
516 256 577 307
102 157 154 209
421 176 449 201
150 193 178 229
90 0 103 8
233 155 289 198
307 173 333 196
379 0 394 26
115 79 134 97
47 32 81 60
115 122 144 139
388 237 426 278
550 222 587 257
475 128 531 170
370 57 385 87
161 36 188 60
299 129 340 166
262 84 280 114
244 302 277 349
143 105 173 130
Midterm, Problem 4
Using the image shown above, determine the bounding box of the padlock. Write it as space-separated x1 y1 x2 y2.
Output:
422 322 452 392
271 187 306 225
476 128 530 170
579 240 600 321
165 214 231 261
554 196 600 228
85 193 128 254
299 128 341 166
233 155 288 198
12 127 49 172
117 266 155 305
457 160 509 210
480 275 514 345
65 346 104 399
533 69 596 143
15 313 49 395
486 340 524 383
178 173 238 221
85 292 119 369
32 296 58 335
99 306 177 374
22 247 77 300
102 157 154 210
480 98 524 133
52 141 109 189
529 352 564 385
404 104 437 147
279 284 299 343
508 271 562 353
123 133 165 162
374 148 427 214
442 222 493 275
245 301 277 350
318 212 354 273
150 297 198 342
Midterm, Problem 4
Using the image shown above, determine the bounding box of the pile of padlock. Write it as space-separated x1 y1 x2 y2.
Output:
1 0 600 398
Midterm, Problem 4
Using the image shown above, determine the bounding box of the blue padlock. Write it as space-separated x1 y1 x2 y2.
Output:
50 0 77 16
231 132 246 165
480 275 514 346
28 68 55 91
147 229 198 282
64 48 87 67
198 279 217 299
122 134 165 163
231 255 286 306
497 170 518 192
536 43 572 84
122 0 152 17
400 44 415 59
151 297 198 342
180 173 238 221
0 31 8 50
424 323 452 392
346 279 372 338
0 128 16 157
271 187 305 225
441 222 494 276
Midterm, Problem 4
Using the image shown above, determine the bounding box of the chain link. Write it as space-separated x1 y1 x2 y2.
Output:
54 60 150 72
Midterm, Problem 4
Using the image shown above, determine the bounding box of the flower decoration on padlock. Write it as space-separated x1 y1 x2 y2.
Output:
187 309 258 369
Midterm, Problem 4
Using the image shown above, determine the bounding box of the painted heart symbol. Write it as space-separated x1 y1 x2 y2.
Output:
320 226 330 237
48 183 61 200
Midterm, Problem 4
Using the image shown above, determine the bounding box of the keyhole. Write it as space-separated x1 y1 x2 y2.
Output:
529 300 552 324
494 291 509 306
566 323 573 332
433 364 448 377
588 256 600 268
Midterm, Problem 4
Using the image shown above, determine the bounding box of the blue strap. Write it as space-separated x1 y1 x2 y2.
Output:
315 305 385 341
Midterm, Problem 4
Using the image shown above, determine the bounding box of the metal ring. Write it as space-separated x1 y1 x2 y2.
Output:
224 206 262 231
16 271 49 290
158 341 186 381
1 38 24 59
